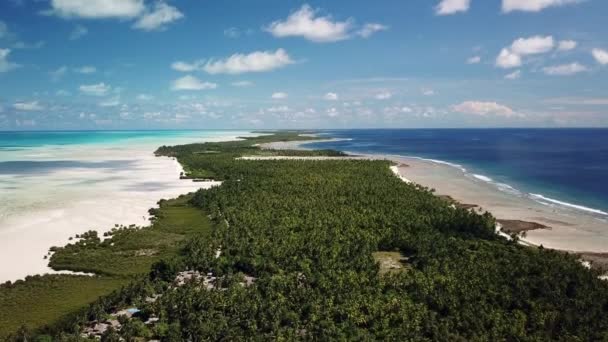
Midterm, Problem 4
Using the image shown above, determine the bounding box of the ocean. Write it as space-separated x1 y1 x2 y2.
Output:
305 129 608 218
0 130 249 282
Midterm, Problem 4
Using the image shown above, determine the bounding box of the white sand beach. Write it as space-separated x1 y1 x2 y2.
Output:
0 133 247 283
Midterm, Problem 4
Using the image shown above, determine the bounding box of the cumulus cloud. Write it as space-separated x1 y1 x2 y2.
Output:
375 92 392 100
496 48 522 68
502 0 582 13
203 49 294 75
435 0 471 15
496 36 554 69
47 0 146 19
452 101 518 117
13 101 44 111
74 66 96 74
592 48 608 65
542 62 588 75
357 23 388 38
324 92 339 100
511 35 554 55
47 1 182 31
171 75 217 91
266 5 386 42
467 56 481 64
133 2 184 31
271 92 288 99
557 40 577 51
69 25 88 40
265 5 353 42
505 70 521 79
80 82 111 96
0 48 19 73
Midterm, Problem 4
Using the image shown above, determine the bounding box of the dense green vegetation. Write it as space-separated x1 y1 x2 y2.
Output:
0 194 213 338
0 275 127 339
49 195 212 276
3 132 608 340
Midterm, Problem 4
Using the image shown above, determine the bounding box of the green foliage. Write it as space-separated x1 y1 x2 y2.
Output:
6 133 608 340
0 275 127 339
49 194 212 276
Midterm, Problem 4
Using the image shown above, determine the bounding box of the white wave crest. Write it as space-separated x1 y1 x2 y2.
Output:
530 193 608 216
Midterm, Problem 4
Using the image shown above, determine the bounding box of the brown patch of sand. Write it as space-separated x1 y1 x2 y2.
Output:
498 220 550 234
438 195 478 210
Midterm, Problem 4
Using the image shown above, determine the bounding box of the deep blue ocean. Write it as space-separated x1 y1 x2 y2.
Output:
306 129 608 216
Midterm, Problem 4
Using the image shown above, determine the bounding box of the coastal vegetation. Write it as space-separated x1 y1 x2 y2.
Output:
2 132 608 340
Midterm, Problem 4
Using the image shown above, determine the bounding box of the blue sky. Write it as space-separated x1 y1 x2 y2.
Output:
1 0 608 130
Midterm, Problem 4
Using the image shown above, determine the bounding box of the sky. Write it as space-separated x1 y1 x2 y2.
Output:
1 0 608 130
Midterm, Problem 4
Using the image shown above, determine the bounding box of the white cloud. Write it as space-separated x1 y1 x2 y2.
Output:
452 101 518 117
171 60 202 72
133 1 184 31
74 66 96 74
265 5 353 42
271 92 288 99
495 36 554 69
592 48 608 65
467 56 481 64
324 92 339 100
267 106 290 113
496 48 522 68
69 25 88 40
435 0 471 15
137 94 154 101
0 49 19 73
375 92 392 100
357 23 388 38
510 35 554 55
48 0 146 19
542 62 588 75
231 81 253 87
80 82 111 96
505 70 521 79
171 75 217 91
557 40 577 51
422 88 435 96
502 0 582 13
13 101 44 111
327 108 339 117
203 49 294 75
99 97 121 107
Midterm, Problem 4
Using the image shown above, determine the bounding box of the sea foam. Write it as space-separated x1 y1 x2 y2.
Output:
530 193 608 216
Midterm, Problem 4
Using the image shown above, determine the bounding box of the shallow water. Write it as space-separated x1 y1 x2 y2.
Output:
0 130 249 282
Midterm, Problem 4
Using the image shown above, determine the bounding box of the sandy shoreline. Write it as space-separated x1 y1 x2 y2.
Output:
0 133 246 283
261 139 608 267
